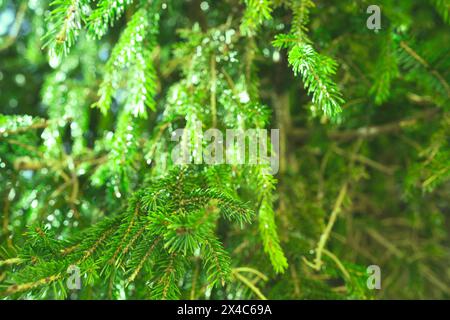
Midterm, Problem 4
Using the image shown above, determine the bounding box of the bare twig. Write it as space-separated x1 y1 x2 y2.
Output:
0 2 27 52
332 145 396 175
303 183 348 271
210 54 217 128
290 108 440 142
232 269 267 300
400 41 450 98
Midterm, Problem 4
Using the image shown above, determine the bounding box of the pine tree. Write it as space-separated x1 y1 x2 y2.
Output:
0 0 449 300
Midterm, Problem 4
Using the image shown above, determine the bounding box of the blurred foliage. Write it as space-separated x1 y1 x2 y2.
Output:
0 0 449 299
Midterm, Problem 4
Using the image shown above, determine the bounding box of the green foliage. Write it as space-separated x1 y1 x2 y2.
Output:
240 0 273 36
255 166 288 274
0 167 254 299
93 5 159 116
284 42 344 119
272 0 345 121
43 0 90 58
370 33 399 105
87 0 133 38
431 0 450 24
0 0 449 300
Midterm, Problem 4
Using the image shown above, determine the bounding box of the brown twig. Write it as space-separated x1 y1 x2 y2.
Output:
290 108 440 142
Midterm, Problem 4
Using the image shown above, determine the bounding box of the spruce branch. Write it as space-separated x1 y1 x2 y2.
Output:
87 0 134 38
0 168 254 299
93 6 159 117
255 166 288 274
240 0 273 36
291 0 315 40
370 33 399 105
127 238 160 283
399 41 450 98
288 43 344 119
0 257 23 267
273 0 345 120
1 274 62 297
430 0 450 24
42 0 89 58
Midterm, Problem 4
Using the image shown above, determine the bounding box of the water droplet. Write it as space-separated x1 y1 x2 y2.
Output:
238 91 250 104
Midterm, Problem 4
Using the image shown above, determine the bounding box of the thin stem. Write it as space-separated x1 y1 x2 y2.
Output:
127 238 160 283
323 249 351 281
232 269 267 300
210 54 217 128
332 145 395 175
0 257 24 267
400 41 450 98
190 261 200 300
0 2 27 52
304 183 348 271
233 267 268 282
1 274 62 296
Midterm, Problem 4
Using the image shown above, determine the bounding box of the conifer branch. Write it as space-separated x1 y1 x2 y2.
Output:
399 41 450 98
273 0 345 120
2 0 448 300
87 0 134 38
0 257 23 267
127 238 160 283
240 0 273 36
93 5 159 116
1 274 62 296
256 166 288 274
42 0 89 57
